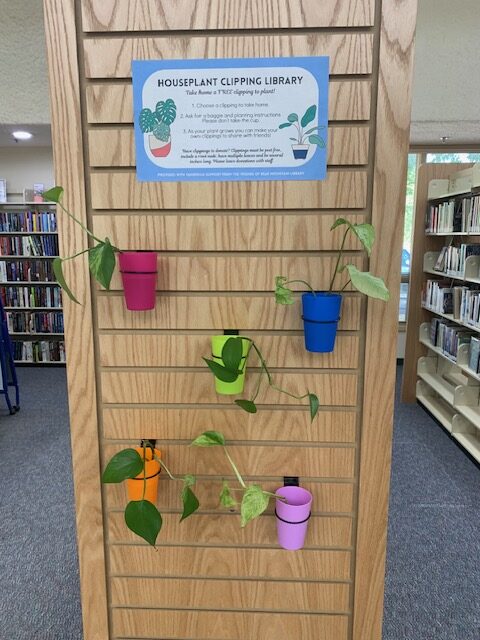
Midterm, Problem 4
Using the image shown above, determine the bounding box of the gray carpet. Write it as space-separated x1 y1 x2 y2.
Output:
0 365 478 639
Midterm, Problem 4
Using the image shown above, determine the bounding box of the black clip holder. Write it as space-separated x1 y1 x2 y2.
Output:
283 476 299 487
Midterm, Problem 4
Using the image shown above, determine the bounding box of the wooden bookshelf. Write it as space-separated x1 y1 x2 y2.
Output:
403 163 480 464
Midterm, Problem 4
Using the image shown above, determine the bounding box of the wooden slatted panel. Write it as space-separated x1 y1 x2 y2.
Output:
85 79 372 124
81 0 375 31
88 125 369 167
110 576 350 612
111 608 349 639
84 33 374 78
96 294 362 330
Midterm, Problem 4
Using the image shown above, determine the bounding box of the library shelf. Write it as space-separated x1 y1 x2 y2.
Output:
4 306 62 311
0 201 56 206
416 381 455 433
453 432 480 464
425 232 480 237
14 360 65 365
1 281 59 285
419 323 480 383
422 305 480 336
0 255 58 259
0 232 58 236
9 332 64 337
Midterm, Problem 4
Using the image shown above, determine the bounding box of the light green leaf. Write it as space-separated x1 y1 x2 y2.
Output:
330 217 350 231
304 126 319 135
279 122 292 129
221 337 244 373
301 104 317 128
139 108 157 133
88 239 116 290
152 121 170 142
180 485 199 522
287 113 298 123
240 485 270 527
53 257 80 304
308 393 320 422
274 275 294 305
42 186 64 203
102 448 143 483
203 358 239 383
155 98 177 125
351 223 375 256
125 500 162 547
191 431 226 447
345 264 390 301
219 481 237 509
308 134 325 147
235 399 257 414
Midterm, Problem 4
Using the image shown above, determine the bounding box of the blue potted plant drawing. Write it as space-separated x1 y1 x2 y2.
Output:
139 98 177 158
279 105 325 159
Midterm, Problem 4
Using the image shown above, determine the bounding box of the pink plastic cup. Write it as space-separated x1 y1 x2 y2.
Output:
275 486 313 551
118 251 157 311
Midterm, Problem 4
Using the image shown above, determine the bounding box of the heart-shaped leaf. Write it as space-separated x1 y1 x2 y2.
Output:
191 431 226 447
139 107 157 133
219 480 237 509
240 485 270 527
221 337 244 373
301 104 317 128
274 275 294 305
351 223 375 256
308 134 325 147
330 217 349 231
88 239 116 290
279 122 292 129
203 358 239 382
308 393 320 422
102 448 143 483
42 186 64 203
287 113 298 123
235 399 257 414
125 500 162 547
155 98 177 125
53 257 80 304
180 481 200 522
345 264 390 301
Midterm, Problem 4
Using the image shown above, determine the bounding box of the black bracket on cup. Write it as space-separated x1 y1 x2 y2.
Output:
283 476 299 487
224 329 239 335
140 438 156 449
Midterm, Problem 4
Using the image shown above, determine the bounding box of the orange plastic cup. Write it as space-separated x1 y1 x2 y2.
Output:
127 447 161 504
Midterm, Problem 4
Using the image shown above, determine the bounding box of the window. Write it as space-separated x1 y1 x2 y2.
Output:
426 153 480 163
399 153 417 322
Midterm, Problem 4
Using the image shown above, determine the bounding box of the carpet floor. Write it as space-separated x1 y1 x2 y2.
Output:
0 365 478 639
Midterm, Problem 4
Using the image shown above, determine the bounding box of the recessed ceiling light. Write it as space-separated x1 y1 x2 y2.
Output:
440 136 450 143
12 130 33 140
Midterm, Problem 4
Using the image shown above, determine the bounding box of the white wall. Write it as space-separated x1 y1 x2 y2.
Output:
0 146 54 196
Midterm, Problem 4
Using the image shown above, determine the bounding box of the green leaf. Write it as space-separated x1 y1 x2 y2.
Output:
125 500 162 547
180 484 200 522
53 257 80 304
102 448 143 483
303 126 319 135
221 337 244 372
289 137 297 141
240 485 270 527
345 264 390 301
274 275 294 305
42 186 64 203
139 108 157 133
155 98 177 125
88 239 116 290
203 358 239 383
351 223 375 256
191 431 226 447
152 121 170 142
308 393 320 422
330 217 349 231
235 399 257 414
219 480 237 509
279 122 292 129
308 134 325 147
287 113 298 122
301 104 317 128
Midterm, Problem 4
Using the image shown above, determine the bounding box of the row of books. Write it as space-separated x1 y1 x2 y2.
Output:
458 287 480 329
0 260 56 283
423 279 455 314
433 243 480 275
0 235 59 256
0 210 57 233
430 317 474 361
11 340 66 363
6 311 64 334
0 285 62 308
424 278 480 329
426 195 480 234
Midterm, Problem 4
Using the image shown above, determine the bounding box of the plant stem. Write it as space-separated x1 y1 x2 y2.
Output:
60 248 90 262
223 447 246 489
285 279 316 295
141 442 147 500
329 227 350 292
153 455 178 482
251 341 309 403
340 279 351 292
57 201 105 245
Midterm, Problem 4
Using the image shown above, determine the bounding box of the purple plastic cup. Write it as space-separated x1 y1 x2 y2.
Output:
118 251 157 311
275 486 313 551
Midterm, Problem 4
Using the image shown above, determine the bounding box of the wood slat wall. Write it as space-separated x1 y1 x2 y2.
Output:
43 0 417 638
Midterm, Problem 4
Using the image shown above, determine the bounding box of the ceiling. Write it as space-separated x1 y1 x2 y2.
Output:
0 0 479 147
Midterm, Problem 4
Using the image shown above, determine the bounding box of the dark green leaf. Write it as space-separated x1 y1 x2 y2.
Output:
240 485 270 527
345 264 390 301
125 500 162 547
203 358 239 382
139 108 157 133
274 275 294 305
235 399 257 414
42 186 64 203
219 480 237 509
155 98 177 125
279 122 292 129
308 134 325 147
351 223 375 256
191 431 226 447
88 240 116 290
221 337 244 372
53 257 80 304
152 121 170 142
287 113 298 122
301 104 317 128
308 393 320 422
102 448 143 483
180 485 200 522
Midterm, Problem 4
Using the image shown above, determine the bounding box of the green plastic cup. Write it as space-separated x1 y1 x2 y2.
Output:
211 335 249 395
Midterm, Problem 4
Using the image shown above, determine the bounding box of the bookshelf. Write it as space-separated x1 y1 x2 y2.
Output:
403 163 480 464
0 200 65 365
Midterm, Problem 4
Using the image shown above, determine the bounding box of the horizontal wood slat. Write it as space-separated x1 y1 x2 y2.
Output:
101 371 358 407
87 126 369 167
90 170 368 210
99 334 359 369
105 478 355 513
85 79 372 124
111 608 349 639
102 407 357 442
109 545 351 580
108 511 353 547
84 33 373 78
102 442 355 478
110 576 350 613
96 294 362 330
81 0 374 31
92 212 366 252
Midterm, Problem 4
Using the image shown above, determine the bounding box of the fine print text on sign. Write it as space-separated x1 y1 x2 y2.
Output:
132 56 329 183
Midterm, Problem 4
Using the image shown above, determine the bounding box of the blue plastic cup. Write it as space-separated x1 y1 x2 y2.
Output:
301 292 342 353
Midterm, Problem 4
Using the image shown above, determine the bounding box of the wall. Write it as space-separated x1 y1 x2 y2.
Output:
0 146 53 196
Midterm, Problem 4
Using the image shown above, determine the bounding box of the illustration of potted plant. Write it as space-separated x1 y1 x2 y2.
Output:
275 484 313 551
278 105 325 159
102 440 199 547
139 98 177 158
274 218 390 353
203 335 319 421
42 186 158 311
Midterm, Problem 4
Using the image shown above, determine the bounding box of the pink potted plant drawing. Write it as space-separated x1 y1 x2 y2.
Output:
139 98 177 158
279 105 325 159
